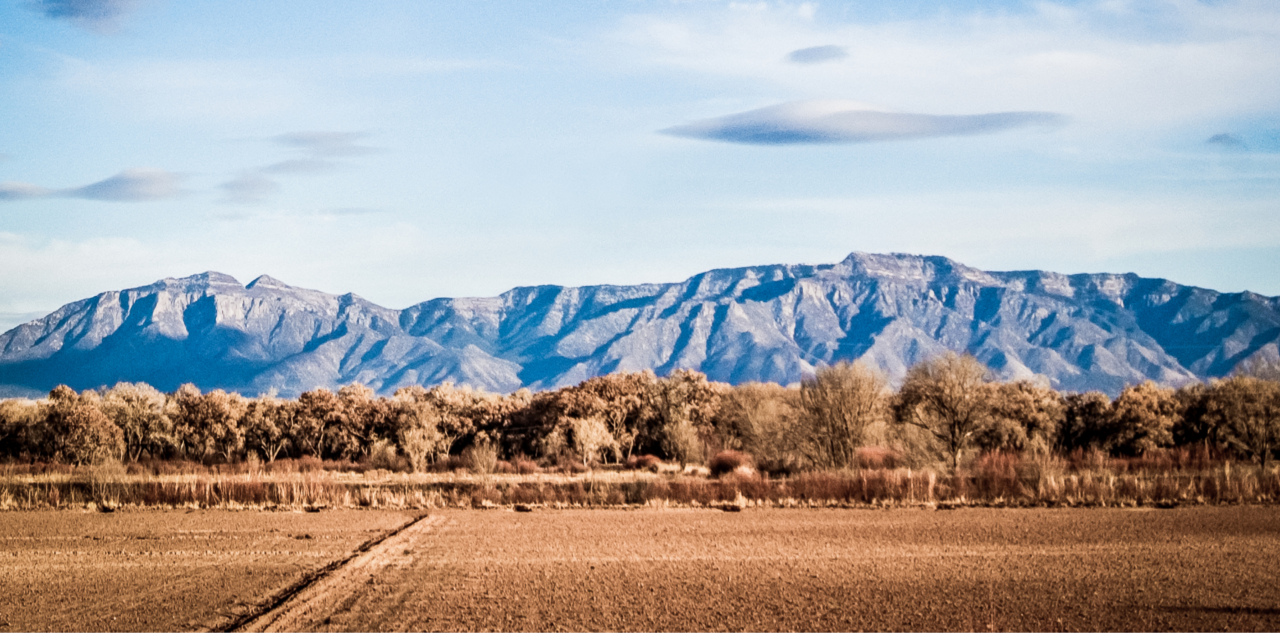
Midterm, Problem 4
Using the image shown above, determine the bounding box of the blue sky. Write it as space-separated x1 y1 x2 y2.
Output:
2 0 1278 330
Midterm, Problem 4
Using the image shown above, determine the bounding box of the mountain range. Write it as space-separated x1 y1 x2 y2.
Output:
1 252 1277 398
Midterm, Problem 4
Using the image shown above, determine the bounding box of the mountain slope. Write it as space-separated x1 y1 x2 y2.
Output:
1 253 1277 397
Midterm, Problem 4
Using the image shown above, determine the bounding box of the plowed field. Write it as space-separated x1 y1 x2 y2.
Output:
3 507 1279 631
0 509 417 631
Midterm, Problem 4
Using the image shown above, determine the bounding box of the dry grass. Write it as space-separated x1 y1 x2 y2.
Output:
2 450 1277 511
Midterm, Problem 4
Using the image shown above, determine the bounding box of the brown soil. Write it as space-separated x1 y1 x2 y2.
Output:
0 509 416 632
242 506 1280 632
5 507 1280 631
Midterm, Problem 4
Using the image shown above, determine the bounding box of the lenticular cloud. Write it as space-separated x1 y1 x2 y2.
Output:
661 100 1067 145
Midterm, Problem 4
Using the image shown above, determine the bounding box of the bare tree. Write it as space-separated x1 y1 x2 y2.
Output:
796 362 887 469
42 385 124 465
391 395 446 472
1107 381 1178 456
1206 375 1280 469
647 369 722 467
101 382 171 462
977 379 1064 454
892 353 993 470
714 382 802 466
1058 391 1113 453
569 415 619 466
241 393 295 462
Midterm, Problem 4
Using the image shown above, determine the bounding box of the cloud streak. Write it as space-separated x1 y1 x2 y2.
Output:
70 168 181 201
27 0 140 32
218 173 281 205
217 130 376 205
661 100 1067 145
273 131 378 157
0 168 182 203
786 45 847 64
1207 133 1247 150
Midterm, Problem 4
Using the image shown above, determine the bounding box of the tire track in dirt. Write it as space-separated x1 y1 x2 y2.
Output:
226 513 441 632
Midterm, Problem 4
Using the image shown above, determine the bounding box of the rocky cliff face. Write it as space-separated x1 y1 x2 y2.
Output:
1 252 1277 397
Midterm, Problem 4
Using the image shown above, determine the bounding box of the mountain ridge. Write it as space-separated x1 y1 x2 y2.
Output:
2 252 1277 398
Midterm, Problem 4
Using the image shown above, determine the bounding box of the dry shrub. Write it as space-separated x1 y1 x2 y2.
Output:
856 446 905 470
625 454 662 472
642 481 670 502
513 458 541 475
789 472 855 503
365 439 402 472
972 451 1024 499
552 460 589 475
144 459 207 476
464 441 499 475
469 488 503 508
297 455 324 473
493 460 517 474
427 455 469 472
708 450 754 478
1065 448 1113 473
509 483 543 505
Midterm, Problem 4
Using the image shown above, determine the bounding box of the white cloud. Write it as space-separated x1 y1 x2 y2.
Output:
608 1 1280 133
261 158 336 174
786 44 846 64
0 168 182 203
69 168 182 201
661 99 1066 144
218 173 280 205
273 131 378 157
27 0 140 33
0 182 55 201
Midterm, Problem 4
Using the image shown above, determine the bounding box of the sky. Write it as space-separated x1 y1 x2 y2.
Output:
1 0 1279 331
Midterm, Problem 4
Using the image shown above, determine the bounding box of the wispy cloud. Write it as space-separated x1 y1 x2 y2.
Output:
260 158 335 174
273 131 378 157
661 100 1066 145
610 2 1280 136
216 131 376 205
218 173 280 205
69 168 181 201
27 0 141 32
1207 133 1248 150
786 45 846 64
0 168 182 203
0 182 56 201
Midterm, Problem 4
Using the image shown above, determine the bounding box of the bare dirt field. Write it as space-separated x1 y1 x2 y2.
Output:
0 509 417 632
3 507 1279 632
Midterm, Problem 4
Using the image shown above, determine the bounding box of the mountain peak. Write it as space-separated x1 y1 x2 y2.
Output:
165 271 242 288
246 274 292 290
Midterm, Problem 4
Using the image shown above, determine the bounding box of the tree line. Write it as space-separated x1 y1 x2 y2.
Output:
1 354 1277 472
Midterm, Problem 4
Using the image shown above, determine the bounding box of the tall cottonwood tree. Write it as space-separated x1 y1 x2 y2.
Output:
101 382 171 462
646 369 722 466
714 381 801 465
241 394 295 462
976 380 1064 454
892 353 993 470
1206 376 1280 468
390 395 446 472
1058 391 1113 453
1107 381 1178 456
796 362 886 469
43 385 124 465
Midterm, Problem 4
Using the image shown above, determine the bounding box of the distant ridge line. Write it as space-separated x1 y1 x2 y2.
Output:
1 252 1277 397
